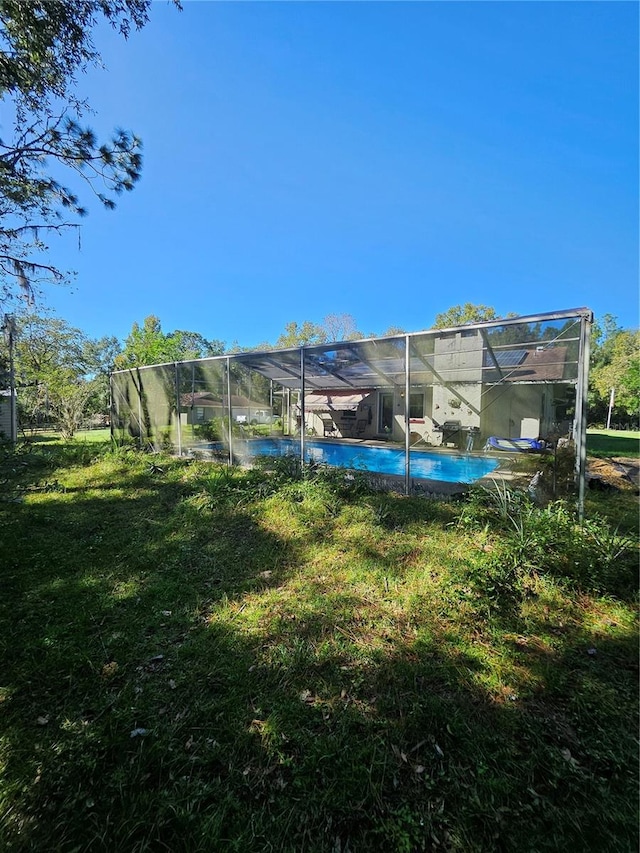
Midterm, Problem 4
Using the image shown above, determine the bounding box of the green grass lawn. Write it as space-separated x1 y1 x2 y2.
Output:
0 441 637 852
20 427 112 445
587 429 640 459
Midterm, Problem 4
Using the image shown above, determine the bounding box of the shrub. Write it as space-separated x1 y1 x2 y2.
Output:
458 484 637 605
193 419 224 441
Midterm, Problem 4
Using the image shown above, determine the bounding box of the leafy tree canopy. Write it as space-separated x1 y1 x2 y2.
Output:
590 324 639 420
590 314 623 368
0 0 179 305
114 315 224 369
274 320 327 349
432 303 501 329
171 329 225 361
7 310 117 436
378 324 406 337
271 314 363 349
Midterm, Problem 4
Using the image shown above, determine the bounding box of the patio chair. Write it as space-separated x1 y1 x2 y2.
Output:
484 436 545 452
340 419 355 437
320 415 338 438
355 418 367 438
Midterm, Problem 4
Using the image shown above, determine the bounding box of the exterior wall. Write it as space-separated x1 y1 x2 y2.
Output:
373 384 484 446
183 404 224 426
480 385 546 439
429 330 483 444
432 329 484 383
376 382 569 446
431 384 482 436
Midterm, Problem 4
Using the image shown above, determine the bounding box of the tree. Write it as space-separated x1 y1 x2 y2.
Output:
274 321 327 349
114 316 224 369
322 313 363 343
580 314 639 427
0 1 179 304
590 314 622 369
378 324 406 337
9 311 109 436
272 314 364 349
590 327 640 423
48 373 98 438
114 316 175 368
168 330 225 361
432 304 500 329
83 335 122 378
83 333 121 419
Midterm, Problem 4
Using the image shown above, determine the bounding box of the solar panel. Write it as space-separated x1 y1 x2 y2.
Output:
493 350 528 367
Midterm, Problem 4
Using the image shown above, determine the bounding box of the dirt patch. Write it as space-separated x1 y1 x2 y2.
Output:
587 457 640 492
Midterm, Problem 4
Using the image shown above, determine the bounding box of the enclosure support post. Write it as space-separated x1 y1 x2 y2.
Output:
8 322 16 445
226 357 233 466
300 348 306 470
270 380 273 433
575 313 591 521
174 362 182 457
137 377 143 450
405 335 411 496
109 373 114 443
2 315 17 445
286 388 290 435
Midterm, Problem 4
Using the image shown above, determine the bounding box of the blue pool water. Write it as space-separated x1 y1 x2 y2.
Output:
212 438 498 484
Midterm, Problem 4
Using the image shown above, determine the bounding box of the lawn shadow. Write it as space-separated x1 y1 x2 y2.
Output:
61 585 632 852
0 450 637 852
0 461 309 850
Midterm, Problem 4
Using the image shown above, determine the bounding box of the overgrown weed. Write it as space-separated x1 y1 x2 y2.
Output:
459 482 638 604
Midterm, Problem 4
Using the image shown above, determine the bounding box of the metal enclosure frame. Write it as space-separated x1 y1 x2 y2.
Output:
111 307 593 514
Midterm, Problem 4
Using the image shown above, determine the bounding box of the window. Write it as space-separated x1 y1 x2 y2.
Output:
409 393 424 419
379 393 394 433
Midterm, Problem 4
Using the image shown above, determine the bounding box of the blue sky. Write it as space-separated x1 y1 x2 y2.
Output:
40 1 638 347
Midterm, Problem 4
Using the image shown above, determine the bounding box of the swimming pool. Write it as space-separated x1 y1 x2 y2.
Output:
212 438 499 484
